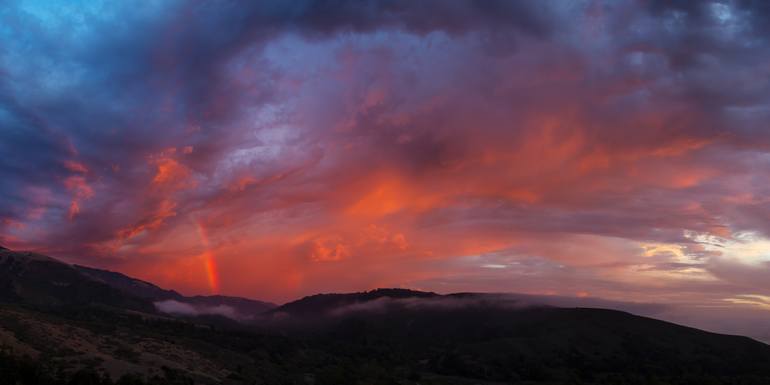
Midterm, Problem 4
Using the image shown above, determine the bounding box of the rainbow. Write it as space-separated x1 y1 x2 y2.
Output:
195 220 220 294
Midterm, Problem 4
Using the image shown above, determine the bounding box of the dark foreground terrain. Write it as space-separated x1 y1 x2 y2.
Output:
2 246 770 385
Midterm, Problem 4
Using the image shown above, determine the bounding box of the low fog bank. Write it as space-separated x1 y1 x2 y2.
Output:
154 299 246 320
160 291 770 344
323 293 668 317
262 291 671 323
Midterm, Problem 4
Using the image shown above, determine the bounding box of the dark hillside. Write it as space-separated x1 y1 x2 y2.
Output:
2 248 770 384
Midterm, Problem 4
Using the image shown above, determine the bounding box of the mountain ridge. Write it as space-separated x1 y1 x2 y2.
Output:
0 247 276 318
272 288 440 316
3 246 770 384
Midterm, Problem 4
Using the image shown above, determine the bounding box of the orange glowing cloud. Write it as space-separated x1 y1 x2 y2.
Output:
63 175 94 220
150 148 196 190
117 199 178 240
153 158 193 187
308 236 349 262
344 172 444 218
63 160 89 174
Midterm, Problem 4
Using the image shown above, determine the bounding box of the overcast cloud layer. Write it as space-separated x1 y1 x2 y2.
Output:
1 0 770 339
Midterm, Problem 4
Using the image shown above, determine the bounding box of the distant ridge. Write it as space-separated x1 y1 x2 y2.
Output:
3 246 770 384
74 264 182 301
0 246 275 317
74 265 276 317
273 288 439 316
0 247 152 310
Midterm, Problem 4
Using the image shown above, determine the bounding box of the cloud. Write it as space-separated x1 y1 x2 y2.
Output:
323 293 669 318
154 299 241 320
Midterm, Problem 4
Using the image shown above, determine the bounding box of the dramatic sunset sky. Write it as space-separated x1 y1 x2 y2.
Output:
1 0 770 334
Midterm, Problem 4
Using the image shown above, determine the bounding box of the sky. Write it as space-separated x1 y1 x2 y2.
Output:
1 0 770 336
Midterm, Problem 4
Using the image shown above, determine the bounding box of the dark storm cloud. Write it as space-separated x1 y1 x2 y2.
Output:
636 0 770 141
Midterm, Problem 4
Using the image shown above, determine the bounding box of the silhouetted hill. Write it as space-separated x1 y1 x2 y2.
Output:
0 248 151 311
298 300 770 382
0 248 275 319
74 264 181 300
273 288 439 316
2 247 770 384
74 264 275 317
